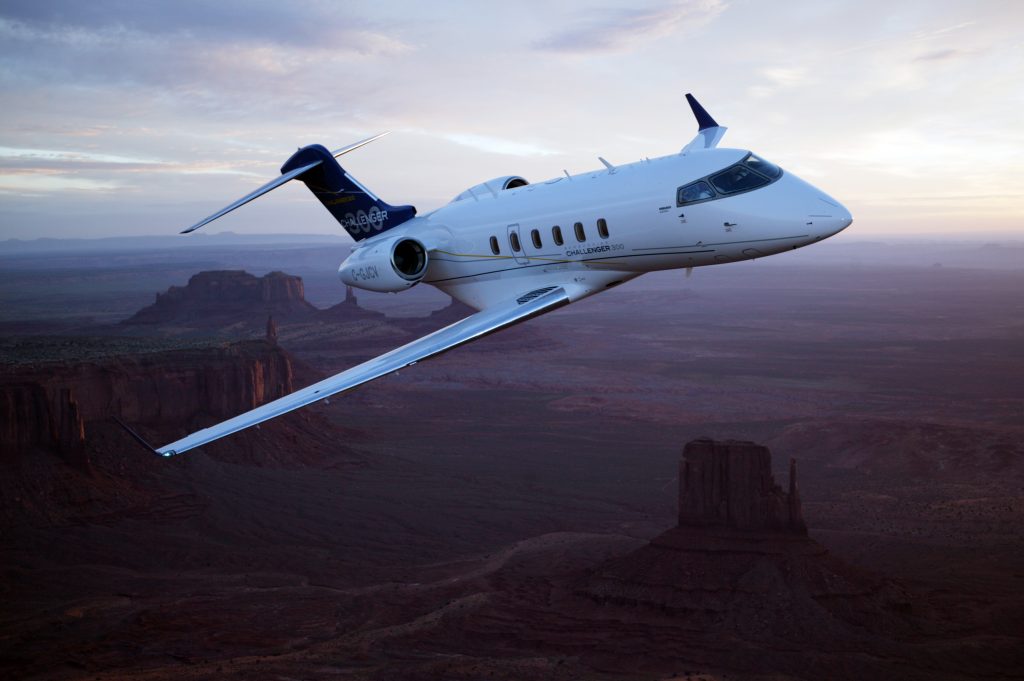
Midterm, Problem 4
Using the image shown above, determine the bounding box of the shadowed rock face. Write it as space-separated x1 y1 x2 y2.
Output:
124 270 317 325
0 383 84 463
576 438 932 673
679 437 806 534
0 340 293 463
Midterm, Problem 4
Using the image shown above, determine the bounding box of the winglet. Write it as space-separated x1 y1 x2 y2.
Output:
113 416 171 457
681 93 727 154
685 93 718 131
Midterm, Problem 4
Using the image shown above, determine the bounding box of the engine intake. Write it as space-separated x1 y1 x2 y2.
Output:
338 236 429 292
392 238 427 280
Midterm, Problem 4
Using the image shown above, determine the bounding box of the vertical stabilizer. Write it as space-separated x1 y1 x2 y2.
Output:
280 144 416 241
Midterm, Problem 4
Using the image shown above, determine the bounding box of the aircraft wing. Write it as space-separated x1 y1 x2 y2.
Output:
147 285 570 457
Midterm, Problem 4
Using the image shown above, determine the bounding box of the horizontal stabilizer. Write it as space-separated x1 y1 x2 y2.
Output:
331 131 390 159
181 160 320 234
180 132 390 235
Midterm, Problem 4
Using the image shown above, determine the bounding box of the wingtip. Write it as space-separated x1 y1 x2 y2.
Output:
180 218 210 234
331 131 392 159
685 93 719 131
113 416 164 456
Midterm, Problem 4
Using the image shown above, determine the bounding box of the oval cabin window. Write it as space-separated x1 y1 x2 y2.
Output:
552 225 563 246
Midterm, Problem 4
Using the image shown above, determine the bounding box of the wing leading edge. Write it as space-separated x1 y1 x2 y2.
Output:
152 286 570 457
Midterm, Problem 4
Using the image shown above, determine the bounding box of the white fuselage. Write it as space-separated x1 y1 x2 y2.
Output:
347 147 852 310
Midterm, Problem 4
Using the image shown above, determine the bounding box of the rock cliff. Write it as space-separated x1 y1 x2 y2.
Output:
0 339 293 464
581 438 913 650
679 437 806 534
124 270 317 326
317 285 386 321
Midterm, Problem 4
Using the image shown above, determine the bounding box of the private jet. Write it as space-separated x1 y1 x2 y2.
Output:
127 94 852 457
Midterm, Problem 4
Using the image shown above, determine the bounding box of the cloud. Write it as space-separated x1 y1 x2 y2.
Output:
0 1 395 49
0 144 273 198
0 169 122 194
0 9 412 97
440 133 561 157
913 48 971 62
0 146 161 165
533 0 727 55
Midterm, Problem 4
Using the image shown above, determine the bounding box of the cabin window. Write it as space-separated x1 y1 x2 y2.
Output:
745 154 782 179
509 231 521 252
531 229 542 249
574 222 586 242
677 180 716 206
709 165 770 195
552 225 563 246
489 235 500 255
597 218 609 238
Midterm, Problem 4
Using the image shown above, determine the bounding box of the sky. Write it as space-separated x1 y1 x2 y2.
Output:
0 0 1021 241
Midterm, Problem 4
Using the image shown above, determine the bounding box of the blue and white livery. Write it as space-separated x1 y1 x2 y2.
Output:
149 94 852 456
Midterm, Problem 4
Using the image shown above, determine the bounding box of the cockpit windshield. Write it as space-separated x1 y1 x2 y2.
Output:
676 152 784 207
744 153 781 179
709 164 769 194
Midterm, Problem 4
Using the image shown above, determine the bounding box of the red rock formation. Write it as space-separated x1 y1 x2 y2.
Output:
124 270 317 326
317 285 386 321
0 383 85 465
0 340 293 461
576 437 937 674
679 437 806 534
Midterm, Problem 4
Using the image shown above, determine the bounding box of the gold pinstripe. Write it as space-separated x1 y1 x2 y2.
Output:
431 249 621 267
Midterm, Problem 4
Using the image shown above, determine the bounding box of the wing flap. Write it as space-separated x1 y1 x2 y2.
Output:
154 286 570 457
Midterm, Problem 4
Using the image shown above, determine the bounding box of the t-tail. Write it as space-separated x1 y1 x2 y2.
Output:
180 132 416 241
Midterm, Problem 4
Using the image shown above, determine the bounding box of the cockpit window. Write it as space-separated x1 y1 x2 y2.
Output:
677 180 716 206
709 164 770 194
744 154 782 179
675 152 784 208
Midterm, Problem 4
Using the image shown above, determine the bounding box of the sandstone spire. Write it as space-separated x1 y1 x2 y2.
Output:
678 438 806 534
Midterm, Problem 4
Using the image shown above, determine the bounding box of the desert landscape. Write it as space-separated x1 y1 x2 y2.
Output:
2 235 1022 680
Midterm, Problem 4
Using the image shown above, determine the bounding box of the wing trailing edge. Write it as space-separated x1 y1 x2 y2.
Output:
147 286 570 457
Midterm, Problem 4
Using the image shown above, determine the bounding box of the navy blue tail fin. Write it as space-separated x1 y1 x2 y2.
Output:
281 144 416 241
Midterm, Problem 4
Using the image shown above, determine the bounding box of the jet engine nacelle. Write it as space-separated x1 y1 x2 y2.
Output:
338 235 428 292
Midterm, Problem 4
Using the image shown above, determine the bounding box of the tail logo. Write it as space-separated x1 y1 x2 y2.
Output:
342 206 389 236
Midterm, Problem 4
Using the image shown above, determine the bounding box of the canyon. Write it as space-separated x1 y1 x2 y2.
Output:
2 243 1022 680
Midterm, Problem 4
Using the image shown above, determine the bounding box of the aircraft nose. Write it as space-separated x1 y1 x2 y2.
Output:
834 202 853 233
810 193 852 240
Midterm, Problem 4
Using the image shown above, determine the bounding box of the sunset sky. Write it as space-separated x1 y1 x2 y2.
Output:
1 0 1021 240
